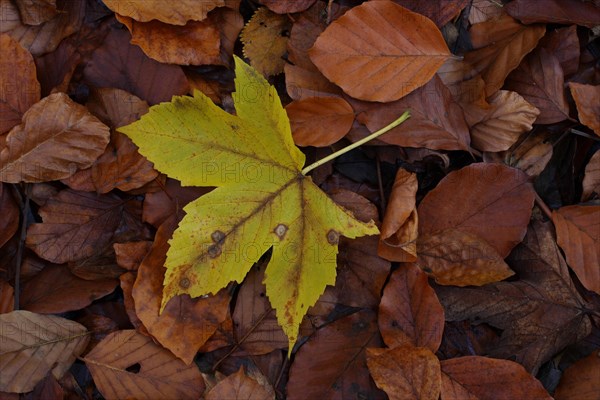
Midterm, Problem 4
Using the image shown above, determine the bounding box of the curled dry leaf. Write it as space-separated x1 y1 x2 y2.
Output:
205 366 275 400
469 90 539 152
417 228 514 286
259 0 316 14
15 0 58 26
367 345 441 400
0 310 89 393
554 350 600 400
505 0 600 28
310 0 450 102
287 310 385 400
102 0 224 24
378 264 444 352
505 48 569 124
553 204 600 294
440 356 552 400
0 93 110 183
568 82 600 136
286 96 354 147
116 14 221 65
498 129 553 178
241 7 291 76
84 330 204 400
582 150 600 201
0 34 40 134
464 14 545 97
418 163 535 258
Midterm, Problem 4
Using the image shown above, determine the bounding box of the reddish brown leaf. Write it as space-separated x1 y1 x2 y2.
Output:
84 330 204 400
33 37 81 96
286 96 353 147
554 350 600 400
505 0 600 28
0 34 40 135
119 272 147 334
132 216 230 364
68 249 125 280
440 356 552 400
0 93 110 183
83 27 189 105
287 310 385 399
354 75 470 151
310 0 450 102
582 150 600 201
0 280 14 314
20 264 117 313
539 25 580 77
417 229 514 286
569 82 600 136
284 63 342 100
26 190 128 263
205 366 275 400
468 0 504 24
387 0 469 27
114 241 152 271
367 345 441 400
214 7 244 65
25 373 63 400
102 0 224 24
379 264 444 352
469 90 539 152
464 14 545 97
505 48 569 124
15 0 58 26
259 0 316 14
553 204 600 294
418 163 535 258
435 221 593 374
0 184 19 248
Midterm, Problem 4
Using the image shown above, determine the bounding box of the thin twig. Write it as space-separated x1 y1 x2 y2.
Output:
375 154 386 213
534 191 553 219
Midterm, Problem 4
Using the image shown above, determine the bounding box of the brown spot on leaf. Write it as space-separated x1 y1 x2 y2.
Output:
208 244 221 258
211 230 225 244
327 229 339 245
274 223 288 240
179 277 190 289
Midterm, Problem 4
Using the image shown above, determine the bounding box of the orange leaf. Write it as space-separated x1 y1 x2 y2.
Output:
205 366 275 400
286 96 354 147
553 204 600 294
310 0 450 102
378 265 444 352
582 150 600 201
84 330 204 400
418 163 535 258
0 34 40 134
102 0 224 24
367 345 441 400
417 228 514 286
568 82 600 136
554 350 600 400
464 14 545 97
440 356 552 400
0 93 109 183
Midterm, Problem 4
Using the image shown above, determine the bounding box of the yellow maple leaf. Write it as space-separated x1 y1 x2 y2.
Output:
119 56 406 353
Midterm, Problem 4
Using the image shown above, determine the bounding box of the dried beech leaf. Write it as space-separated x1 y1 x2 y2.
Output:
568 82 600 136
310 0 450 102
259 0 316 14
582 150 600 201
241 7 291 76
367 345 441 400
113 241 152 271
553 204 600 294
469 90 539 152
417 229 514 286
378 265 444 352
1 93 109 183
440 356 552 400
539 25 580 77
505 0 600 28
418 163 535 258
84 330 204 400
554 350 600 400
102 0 224 24
0 183 19 248
15 0 58 26
286 96 354 147
497 129 553 178
284 63 342 100
0 280 14 313
0 310 89 393
505 48 569 124
0 34 40 134
468 0 504 24
205 366 275 400
387 0 469 27
464 14 545 97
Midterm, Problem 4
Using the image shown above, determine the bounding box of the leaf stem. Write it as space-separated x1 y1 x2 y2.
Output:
301 110 410 175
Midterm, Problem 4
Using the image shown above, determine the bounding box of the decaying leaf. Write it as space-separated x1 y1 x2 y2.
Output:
0 310 89 393
310 0 451 102
119 56 378 351
569 82 600 136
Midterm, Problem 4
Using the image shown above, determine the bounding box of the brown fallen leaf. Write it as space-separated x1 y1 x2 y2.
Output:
538 25 580 77
102 0 224 24
84 330 204 400
284 63 343 100
113 241 152 271
568 82 600 136
0 184 19 248
367 345 441 400
493 128 554 178
464 14 545 97
213 7 244 65
440 356 552 400
286 96 354 147
435 221 593 374
418 163 535 258
0 93 109 183
259 0 316 14
468 0 504 24
287 310 385 399
469 90 539 152
505 48 569 124
505 0 600 28
15 0 58 26
205 366 275 400
554 350 600 400
582 150 600 201
553 204 600 294
0 34 40 135
385 0 469 27
378 264 444 352
310 0 450 102
0 310 89 393
0 280 14 313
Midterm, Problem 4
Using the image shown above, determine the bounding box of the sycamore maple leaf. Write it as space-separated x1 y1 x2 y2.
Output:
118 56 379 351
